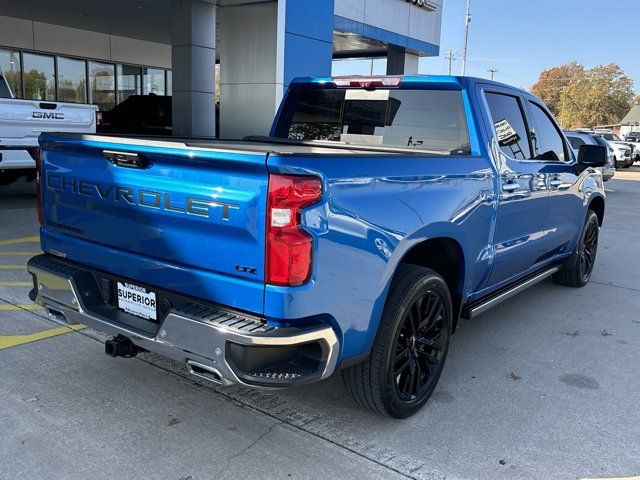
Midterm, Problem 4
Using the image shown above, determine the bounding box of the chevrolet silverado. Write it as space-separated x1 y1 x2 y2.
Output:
28 76 607 418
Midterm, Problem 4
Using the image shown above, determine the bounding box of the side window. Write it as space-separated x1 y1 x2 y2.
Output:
528 102 567 162
567 136 585 149
485 92 532 160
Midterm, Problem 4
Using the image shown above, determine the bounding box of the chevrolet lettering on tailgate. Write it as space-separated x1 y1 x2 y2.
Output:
45 173 240 221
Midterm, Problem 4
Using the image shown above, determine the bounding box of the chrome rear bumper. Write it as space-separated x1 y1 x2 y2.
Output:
27 255 339 388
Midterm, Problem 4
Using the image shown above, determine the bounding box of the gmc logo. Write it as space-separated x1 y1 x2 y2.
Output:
33 112 64 120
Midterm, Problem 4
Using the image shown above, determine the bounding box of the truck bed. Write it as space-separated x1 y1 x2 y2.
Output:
47 133 434 157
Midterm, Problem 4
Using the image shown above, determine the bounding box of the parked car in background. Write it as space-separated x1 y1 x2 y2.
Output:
29 76 607 418
565 131 615 181
98 95 172 136
0 73 98 185
579 130 633 168
98 95 221 138
597 131 636 166
623 134 640 162
624 131 640 141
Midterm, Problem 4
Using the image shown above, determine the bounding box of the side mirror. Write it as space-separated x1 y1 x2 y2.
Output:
578 144 608 167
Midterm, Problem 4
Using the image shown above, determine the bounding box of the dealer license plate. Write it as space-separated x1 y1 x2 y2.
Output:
117 282 157 320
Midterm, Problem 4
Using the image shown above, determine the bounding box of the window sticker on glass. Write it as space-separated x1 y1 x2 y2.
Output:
494 119 521 147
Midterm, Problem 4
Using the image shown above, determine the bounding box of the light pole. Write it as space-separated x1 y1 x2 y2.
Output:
461 0 471 76
445 50 456 76
488 69 498 80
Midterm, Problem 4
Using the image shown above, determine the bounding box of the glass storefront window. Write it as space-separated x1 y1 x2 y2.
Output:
89 61 115 111
143 67 166 95
0 49 22 98
2 47 171 106
57 57 87 103
117 64 142 103
23 53 56 101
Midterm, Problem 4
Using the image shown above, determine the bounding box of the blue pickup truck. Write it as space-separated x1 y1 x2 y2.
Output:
28 76 607 418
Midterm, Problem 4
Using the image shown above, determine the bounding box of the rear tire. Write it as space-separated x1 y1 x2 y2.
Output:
553 210 599 288
341 265 452 418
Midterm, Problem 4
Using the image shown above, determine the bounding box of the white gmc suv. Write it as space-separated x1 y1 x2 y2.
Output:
0 73 98 185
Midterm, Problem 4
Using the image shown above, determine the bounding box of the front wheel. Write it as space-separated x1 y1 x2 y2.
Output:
342 265 452 418
553 210 599 288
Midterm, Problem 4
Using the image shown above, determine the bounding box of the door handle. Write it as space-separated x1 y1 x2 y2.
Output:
502 182 519 192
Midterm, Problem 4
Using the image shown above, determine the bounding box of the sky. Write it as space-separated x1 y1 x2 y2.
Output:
333 0 639 92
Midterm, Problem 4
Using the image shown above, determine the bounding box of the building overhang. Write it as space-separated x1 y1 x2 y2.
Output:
333 15 440 59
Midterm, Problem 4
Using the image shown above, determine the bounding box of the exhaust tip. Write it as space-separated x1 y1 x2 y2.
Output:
46 306 66 321
186 360 224 385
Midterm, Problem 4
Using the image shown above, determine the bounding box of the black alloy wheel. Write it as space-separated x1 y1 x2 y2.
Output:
553 210 600 288
342 265 452 418
393 289 448 402
578 218 598 282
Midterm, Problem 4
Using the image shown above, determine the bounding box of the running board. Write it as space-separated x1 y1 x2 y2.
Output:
462 266 560 319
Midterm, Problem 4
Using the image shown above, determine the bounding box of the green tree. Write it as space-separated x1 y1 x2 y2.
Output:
3 70 21 97
23 70 47 100
558 64 634 128
531 62 585 116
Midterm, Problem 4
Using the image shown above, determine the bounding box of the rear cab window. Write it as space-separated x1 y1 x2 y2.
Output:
273 87 472 155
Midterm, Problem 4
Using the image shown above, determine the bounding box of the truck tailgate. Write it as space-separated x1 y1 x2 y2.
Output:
38 134 268 315
1 99 96 146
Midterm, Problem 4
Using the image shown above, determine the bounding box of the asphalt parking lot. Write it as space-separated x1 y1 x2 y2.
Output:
1 171 640 480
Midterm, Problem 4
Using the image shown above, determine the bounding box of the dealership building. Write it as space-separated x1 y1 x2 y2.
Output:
0 0 443 138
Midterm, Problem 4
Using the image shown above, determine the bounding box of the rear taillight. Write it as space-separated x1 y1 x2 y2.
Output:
266 174 322 286
34 147 44 226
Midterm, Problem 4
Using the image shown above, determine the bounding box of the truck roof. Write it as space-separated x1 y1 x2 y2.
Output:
290 75 521 92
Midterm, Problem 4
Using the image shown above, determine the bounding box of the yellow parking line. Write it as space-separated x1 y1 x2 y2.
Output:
0 324 85 350
0 281 33 287
0 265 25 270
0 251 40 256
0 236 39 247
0 304 43 311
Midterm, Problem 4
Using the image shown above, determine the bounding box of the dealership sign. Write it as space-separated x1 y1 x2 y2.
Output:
406 0 438 11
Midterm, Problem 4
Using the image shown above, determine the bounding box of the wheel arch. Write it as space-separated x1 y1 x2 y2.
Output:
395 237 466 333
358 229 471 362
588 195 605 226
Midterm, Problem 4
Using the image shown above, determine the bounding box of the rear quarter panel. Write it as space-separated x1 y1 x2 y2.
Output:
265 152 496 360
